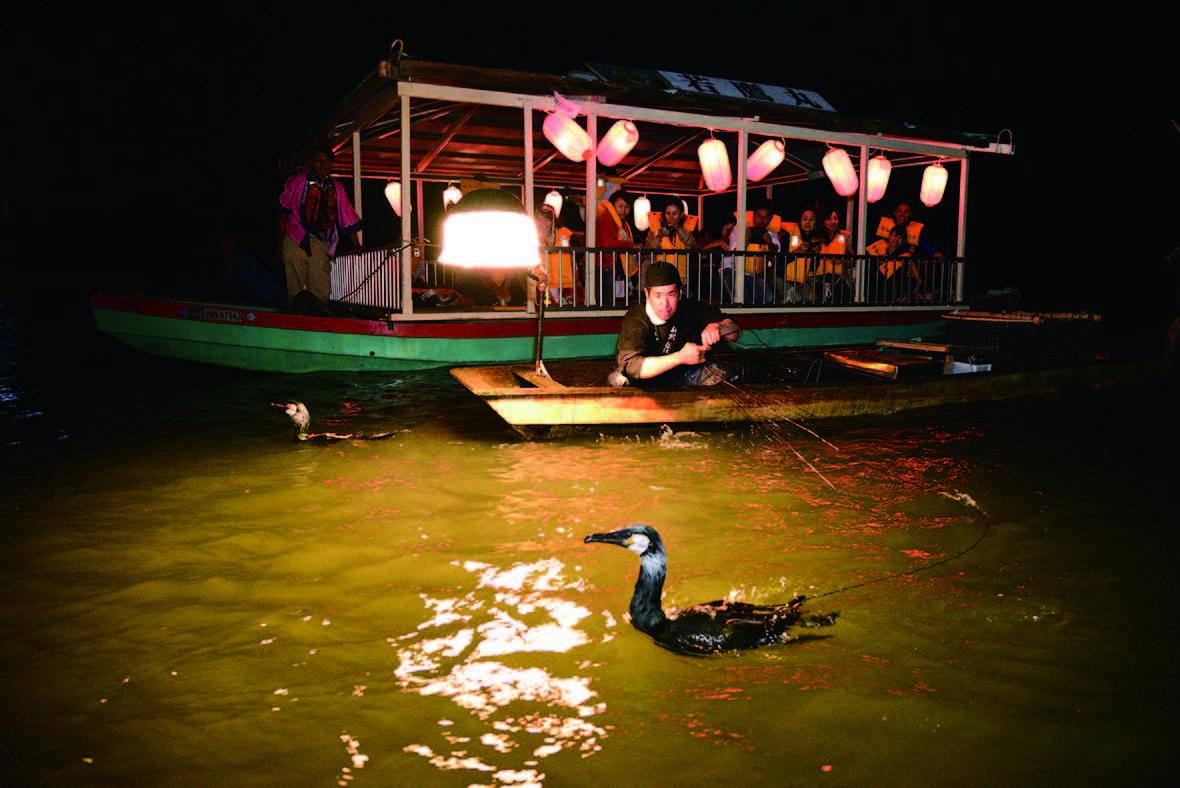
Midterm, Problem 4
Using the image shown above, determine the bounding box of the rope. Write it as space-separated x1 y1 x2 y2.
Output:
337 242 414 302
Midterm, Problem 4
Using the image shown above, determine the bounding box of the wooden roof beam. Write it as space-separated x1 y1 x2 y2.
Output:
415 105 479 173
620 130 705 181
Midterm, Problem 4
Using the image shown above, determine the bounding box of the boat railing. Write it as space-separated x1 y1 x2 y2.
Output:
332 245 963 312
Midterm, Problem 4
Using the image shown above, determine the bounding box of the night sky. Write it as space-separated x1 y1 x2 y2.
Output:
7 8 1173 324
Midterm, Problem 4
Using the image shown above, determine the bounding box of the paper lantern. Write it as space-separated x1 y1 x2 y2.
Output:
543 114 592 162
633 195 651 231
543 189 563 218
597 120 639 167
920 162 948 207
442 183 463 209
439 189 540 268
866 155 892 203
822 148 859 197
747 139 785 182
383 181 407 217
697 138 732 193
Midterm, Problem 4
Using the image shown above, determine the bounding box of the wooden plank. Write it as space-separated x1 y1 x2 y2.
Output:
513 370 567 389
876 339 954 353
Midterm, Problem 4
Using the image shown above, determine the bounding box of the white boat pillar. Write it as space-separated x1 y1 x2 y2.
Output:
352 131 363 247
956 157 969 302
524 102 536 315
855 144 869 303
585 114 597 306
734 130 747 305
400 95 413 314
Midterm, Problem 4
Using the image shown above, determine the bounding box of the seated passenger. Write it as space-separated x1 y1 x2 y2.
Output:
644 200 699 292
777 208 823 303
867 226 919 302
596 191 638 304
875 202 940 258
537 205 578 305
815 207 852 303
609 261 742 388
725 206 782 305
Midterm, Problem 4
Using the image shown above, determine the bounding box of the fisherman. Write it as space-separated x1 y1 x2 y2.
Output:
608 261 742 387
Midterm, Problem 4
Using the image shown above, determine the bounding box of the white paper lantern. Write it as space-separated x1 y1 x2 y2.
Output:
697 138 732 193
543 189 563 218
747 139 785 182
866 155 892 203
920 162 949 207
383 181 407 217
442 183 463 209
633 195 651 231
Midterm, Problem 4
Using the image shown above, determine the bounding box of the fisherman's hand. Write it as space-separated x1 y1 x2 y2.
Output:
701 322 723 346
677 342 708 365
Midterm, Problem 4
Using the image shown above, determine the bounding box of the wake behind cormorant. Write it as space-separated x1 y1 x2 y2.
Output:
585 524 836 655
272 401 394 443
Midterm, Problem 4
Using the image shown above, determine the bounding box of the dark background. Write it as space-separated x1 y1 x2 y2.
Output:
4 7 1173 333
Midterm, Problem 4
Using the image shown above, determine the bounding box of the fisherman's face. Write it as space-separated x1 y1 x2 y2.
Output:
613 197 630 219
646 283 680 322
823 211 840 234
664 204 683 228
310 151 332 179
894 203 912 226
801 210 817 233
753 208 772 228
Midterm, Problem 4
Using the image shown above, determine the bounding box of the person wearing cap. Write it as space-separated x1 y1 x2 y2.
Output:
609 261 742 387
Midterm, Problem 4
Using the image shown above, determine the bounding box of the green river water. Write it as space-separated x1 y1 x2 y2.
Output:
1 311 1176 785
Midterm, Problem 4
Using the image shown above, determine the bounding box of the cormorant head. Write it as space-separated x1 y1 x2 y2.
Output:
584 524 664 556
272 400 310 438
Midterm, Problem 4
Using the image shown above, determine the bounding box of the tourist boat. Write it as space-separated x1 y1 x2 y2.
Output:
92 51 1014 373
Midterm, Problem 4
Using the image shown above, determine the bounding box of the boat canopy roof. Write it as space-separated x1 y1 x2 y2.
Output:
295 57 1013 195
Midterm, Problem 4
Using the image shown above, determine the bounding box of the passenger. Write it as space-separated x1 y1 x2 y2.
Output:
644 200 699 292
609 261 742 388
276 144 362 310
875 202 940 258
596 190 638 304
867 226 919 302
815 207 852 303
778 208 823 303
725 206 782 305
537 205 578 305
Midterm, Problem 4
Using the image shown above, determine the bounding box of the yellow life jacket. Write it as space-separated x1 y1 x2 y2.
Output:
597 200 637 277
777 221 812 283
876 217 924 247
543 227 576 288
867 238 915 279
733 211 782 275
815 232 849 276
647 212 698 280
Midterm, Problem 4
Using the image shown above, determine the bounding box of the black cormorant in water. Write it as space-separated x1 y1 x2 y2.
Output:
273 401 394 442
585 524 837 655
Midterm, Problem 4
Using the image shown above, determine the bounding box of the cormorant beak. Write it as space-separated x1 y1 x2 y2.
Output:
584 530 633 547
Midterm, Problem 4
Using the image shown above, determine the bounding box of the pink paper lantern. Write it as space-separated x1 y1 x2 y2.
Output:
920 162 948 207
697 138 732 193
822 148 859 197
866 155 892 203
747 139 785 182
543 113 592 162
597 120 639 167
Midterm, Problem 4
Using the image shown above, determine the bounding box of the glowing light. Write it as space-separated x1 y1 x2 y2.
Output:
543 114 592 162
633 195 651 231
438 189 539 268
822 148 859 197
543 189 563 218
442 183 463 208
596 120 639 166
384 181 406 217
697 138 732 193
866 155 892 203
747 139 785 182
921 162 949 207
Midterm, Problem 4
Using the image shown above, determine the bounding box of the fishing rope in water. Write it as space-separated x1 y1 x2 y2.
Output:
810 491 992 600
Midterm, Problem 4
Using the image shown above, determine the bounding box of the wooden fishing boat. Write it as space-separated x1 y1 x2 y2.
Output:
451 339 1176 437
92 52 1013 373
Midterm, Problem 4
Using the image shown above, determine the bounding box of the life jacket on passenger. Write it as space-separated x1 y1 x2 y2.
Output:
876 217 924 248
646 211 699 281
596 200 637 277
866 238 916 279
732 210 782 276
778 221 817 284
543 226 577 292
815 230 850 276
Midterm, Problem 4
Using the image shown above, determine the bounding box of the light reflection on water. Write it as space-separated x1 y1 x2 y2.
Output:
0 334 1177 784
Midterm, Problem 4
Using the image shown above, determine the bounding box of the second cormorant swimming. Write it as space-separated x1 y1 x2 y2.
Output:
273 401 394 442
585 524 837 655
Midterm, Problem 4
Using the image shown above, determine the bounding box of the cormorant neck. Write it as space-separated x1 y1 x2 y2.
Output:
629 549 668 633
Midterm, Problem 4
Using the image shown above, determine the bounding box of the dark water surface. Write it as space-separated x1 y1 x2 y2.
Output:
2 300 1177 785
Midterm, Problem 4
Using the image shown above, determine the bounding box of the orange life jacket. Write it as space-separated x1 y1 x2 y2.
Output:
597 200 637 276
646 212 698 280
867 238 916 279
733 211 782 276
815 231 849 276
543 227 576 289
876 217 924 247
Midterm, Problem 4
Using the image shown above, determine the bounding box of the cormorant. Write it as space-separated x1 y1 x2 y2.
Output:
272 401 394 442
584 524 836 655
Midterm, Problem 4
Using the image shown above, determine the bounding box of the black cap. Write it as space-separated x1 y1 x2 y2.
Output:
645 261 681 288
